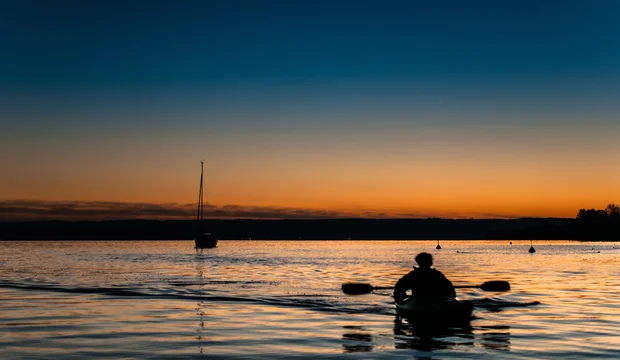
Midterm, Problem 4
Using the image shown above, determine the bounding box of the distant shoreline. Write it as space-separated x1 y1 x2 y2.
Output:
2 217 605 241
1 217 617 241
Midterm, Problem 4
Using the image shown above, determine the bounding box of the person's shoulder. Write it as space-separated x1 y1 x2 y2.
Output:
405 269 417 276
396 270 415 285
430 268 448 277
401 269 417 279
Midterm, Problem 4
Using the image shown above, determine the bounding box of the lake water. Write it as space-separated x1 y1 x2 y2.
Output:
1 240 619 359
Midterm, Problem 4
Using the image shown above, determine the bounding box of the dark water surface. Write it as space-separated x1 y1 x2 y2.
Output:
1 240 619 359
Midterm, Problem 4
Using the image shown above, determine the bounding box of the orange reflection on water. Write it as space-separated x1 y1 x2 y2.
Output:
1 240 619 359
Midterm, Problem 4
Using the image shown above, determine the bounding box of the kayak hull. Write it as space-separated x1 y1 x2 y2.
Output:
396 297 474 324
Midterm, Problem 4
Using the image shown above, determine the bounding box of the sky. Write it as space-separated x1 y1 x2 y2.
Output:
1 0 619 220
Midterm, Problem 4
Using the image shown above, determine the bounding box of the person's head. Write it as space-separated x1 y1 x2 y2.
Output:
415 252 433 268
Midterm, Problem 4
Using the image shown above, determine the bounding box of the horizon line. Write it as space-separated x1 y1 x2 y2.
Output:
0 199 578 222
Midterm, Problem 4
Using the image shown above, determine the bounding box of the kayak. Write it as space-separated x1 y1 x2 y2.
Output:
396 296 473 323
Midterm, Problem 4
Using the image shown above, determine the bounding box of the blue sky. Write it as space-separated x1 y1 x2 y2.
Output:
2 1 618 129
2 1 617 87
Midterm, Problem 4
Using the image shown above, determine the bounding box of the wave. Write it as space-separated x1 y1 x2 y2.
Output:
0 280 390 315
473 297 541 308
0 280 539 316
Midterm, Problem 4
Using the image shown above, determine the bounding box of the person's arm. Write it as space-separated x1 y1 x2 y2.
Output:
393 272 413 303
445 278 456 298
437 272 456 297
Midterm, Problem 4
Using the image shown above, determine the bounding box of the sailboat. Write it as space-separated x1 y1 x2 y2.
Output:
194 161 218 249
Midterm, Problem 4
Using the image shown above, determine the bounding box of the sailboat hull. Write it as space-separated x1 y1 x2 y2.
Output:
195 233 218 249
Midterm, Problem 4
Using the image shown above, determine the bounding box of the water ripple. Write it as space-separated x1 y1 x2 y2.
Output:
1 240 619 359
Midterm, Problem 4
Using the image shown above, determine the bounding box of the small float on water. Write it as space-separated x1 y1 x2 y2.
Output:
194 161 218 250
436 240 442 250
528 240 536 253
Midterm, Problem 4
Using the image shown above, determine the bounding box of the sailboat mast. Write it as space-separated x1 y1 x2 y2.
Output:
200 161 204 222
196 161 204 225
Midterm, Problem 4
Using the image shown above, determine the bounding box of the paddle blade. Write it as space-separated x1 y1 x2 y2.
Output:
479 280 510 292
341 283 375 295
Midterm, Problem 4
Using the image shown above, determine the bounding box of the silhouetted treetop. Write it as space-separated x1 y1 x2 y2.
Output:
576 204 620 223
572 204 620 240
605 204 620 218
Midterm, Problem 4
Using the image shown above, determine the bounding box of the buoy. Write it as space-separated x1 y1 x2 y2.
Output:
528 240 536 253
436 240 442 250
510 242 512 245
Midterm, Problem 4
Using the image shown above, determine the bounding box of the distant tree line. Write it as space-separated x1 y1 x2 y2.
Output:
571 204 620 240
487 204 620 240
0 205 617 240
0 218 568 241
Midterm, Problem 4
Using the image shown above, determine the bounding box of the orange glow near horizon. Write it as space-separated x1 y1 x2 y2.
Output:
2 117 619 219
3 151 618 219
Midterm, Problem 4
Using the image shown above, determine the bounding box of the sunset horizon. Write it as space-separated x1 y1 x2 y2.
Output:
0 197 612 222
2 2 620 358
2 1 618 221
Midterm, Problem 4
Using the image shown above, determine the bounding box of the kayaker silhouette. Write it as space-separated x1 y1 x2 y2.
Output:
393 252 456 304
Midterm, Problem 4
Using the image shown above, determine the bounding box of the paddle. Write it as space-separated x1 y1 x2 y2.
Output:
341 280 510 295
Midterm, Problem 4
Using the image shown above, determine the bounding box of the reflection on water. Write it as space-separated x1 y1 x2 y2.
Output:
195 255 206 355
195 254 205 280
1 240 619 359
342 325 374 353
196 301 206 355
478 325 511 351
393 315 474 351
342 316 511 354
